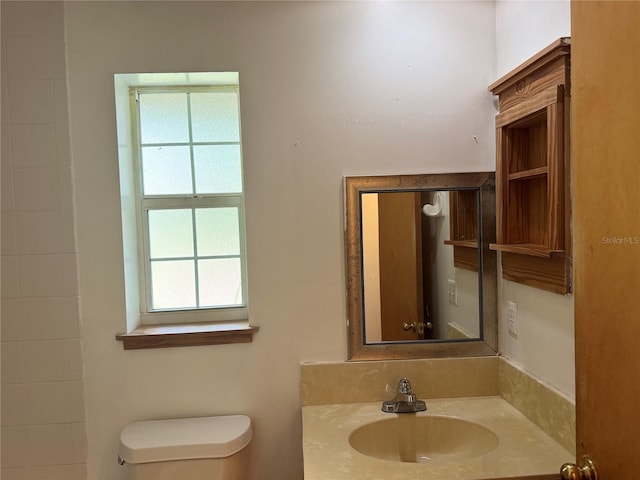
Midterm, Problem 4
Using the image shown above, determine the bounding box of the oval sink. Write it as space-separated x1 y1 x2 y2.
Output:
349 415 499 463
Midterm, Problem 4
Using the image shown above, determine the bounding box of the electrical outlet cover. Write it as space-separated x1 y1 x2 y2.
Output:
507 300 518 336
447 279 458 306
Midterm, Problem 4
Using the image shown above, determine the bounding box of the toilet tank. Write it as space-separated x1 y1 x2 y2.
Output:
119 415 252 480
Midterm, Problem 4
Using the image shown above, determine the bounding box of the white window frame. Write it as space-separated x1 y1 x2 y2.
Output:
116 76 249 326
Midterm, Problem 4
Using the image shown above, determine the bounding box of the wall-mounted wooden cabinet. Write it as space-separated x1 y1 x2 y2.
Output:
489 38 571 294
444 190 479 272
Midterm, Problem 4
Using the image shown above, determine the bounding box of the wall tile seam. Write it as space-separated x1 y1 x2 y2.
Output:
13 250 79 258
8 252 78 258
4 120 58 126
2 33 61 37
1 337 82 344
0 464 87 472
0 339 79 351
7 161 69 169
0 421 87 428
7 165 72 171
1 462 88 464
0 464 88 472
0 293 79 299
1 293 79 302
7 163 71 172
0 379 80 385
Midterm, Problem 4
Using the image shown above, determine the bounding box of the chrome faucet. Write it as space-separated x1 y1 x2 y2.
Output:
381 378 427 413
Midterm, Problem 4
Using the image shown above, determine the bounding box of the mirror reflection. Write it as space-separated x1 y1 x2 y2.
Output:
361 190 480 343
345 172 497 361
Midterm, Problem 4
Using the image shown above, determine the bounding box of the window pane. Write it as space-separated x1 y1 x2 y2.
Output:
195 208 240 257
142 146 192 195
190 92 240 143
151 260 196 309
198 258 243 307
148 209 194 259
193 145 242 194
132 84 248 316
139 93 189 144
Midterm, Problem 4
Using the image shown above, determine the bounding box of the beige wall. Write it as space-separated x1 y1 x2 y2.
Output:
64 2 495 479
1 2 87 478
495 0 575 399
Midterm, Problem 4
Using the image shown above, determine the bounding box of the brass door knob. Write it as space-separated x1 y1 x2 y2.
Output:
402 322 427 333
561 456 598 480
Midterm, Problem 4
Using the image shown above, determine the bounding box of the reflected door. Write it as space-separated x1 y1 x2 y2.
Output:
378 192 423 341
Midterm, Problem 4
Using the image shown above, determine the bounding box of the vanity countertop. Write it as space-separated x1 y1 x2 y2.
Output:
302 396 573 480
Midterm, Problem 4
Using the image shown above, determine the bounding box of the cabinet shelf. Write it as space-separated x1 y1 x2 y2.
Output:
489 243 565 258
508 166 548 181
444 239 479 248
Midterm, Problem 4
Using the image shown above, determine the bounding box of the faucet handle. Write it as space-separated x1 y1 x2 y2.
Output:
398 378 413 394
382 377 427 413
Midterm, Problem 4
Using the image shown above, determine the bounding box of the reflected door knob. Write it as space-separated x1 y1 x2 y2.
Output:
561 456 598 480
402 322 426 334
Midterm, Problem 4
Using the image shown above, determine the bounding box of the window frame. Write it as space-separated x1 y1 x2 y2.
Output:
129 85 249 325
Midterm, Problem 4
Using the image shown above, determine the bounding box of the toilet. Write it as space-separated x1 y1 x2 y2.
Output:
118 415 252 480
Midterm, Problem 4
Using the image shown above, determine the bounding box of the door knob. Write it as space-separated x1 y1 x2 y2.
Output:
403 322 426 334
561 455 598 480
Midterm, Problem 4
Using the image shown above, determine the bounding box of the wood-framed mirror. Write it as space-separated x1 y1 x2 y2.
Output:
345 172 497 360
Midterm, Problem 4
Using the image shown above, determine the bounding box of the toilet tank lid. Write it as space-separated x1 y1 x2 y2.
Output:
119 415 252 464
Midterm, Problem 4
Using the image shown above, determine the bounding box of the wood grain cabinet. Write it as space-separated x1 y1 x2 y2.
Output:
488 38 571 294
444 190 479 272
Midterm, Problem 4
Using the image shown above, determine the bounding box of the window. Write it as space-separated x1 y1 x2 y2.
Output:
116 74 249 328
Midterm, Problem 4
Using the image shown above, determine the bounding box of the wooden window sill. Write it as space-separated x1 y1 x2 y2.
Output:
116 322 259 350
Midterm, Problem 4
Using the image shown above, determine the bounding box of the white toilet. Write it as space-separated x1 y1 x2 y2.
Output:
118 415 252 480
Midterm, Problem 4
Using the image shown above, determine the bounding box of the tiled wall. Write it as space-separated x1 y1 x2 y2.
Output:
1 2 87 478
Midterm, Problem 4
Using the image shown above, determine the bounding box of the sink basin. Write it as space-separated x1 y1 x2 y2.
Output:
349 415 499 463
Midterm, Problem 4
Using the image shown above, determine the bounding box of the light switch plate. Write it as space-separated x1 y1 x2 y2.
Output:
447 279 457 306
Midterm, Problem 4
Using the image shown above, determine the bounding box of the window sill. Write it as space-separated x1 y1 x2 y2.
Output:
115 321 259 350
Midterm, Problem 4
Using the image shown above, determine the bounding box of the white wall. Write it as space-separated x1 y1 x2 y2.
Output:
495 0 574 398
496 0 572 78
64 2 496 479
1 2 87 478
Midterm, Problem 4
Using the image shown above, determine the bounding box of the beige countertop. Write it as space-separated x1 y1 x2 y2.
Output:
302 396 573 480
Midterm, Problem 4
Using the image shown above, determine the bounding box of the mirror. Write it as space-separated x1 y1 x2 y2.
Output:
361 190 480 342
345 172 497 360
